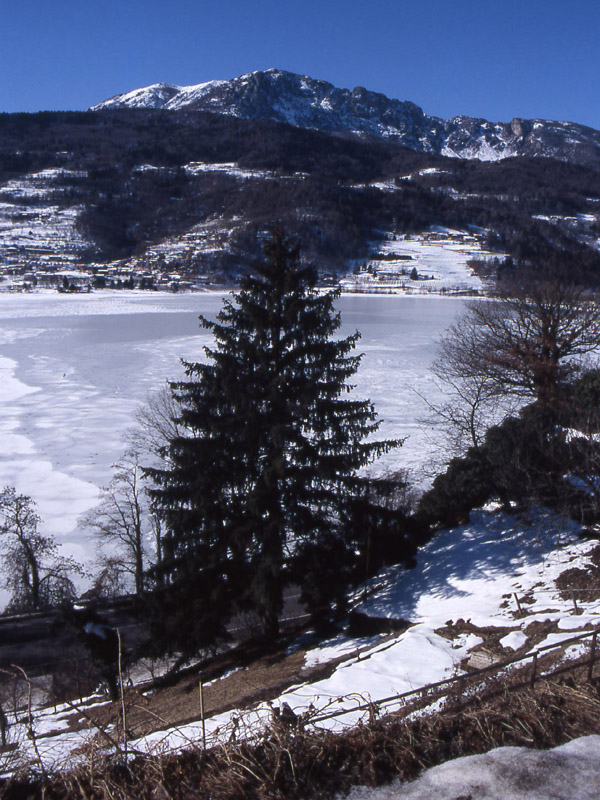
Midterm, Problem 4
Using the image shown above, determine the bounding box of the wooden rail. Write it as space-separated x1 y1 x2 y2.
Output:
307 626 599 726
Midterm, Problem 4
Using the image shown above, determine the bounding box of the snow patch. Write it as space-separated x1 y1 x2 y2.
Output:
499 630 528 650
343 735 600 799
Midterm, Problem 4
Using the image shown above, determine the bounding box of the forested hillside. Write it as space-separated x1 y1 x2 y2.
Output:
0 109 599 284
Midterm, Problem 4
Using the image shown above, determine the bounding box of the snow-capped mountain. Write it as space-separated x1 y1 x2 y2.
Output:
91 69 600 166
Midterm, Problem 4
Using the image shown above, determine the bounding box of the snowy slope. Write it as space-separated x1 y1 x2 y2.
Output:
125 510 600 749
340 228 489 294
8 507 599 771
0 169 91 271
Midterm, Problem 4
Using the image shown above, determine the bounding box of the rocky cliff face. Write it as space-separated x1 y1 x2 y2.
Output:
91 69 600 166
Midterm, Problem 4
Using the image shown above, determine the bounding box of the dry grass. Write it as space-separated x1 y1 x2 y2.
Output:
39 632 382 746
3 663 600 800
4 555 600 798
555 543 600 602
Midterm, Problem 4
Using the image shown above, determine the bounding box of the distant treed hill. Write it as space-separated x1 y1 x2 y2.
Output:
0 109 599 284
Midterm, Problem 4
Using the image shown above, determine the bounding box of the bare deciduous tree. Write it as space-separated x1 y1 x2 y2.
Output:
440 283 600 406
428 282 600 456
88 387 183 598
87 452 155 596
421 370 511 454
128 385 184 467
90 554 133 599
0 487 83 612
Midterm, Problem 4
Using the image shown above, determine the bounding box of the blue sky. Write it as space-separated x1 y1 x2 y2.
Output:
3 0 599 128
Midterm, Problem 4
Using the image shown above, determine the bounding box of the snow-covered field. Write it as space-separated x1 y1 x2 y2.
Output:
0 290 464 602
340 228 492 295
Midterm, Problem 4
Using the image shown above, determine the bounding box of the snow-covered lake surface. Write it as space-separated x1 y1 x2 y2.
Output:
0 290 464 600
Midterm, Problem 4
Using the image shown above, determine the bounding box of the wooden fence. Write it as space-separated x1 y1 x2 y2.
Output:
306 626 599 727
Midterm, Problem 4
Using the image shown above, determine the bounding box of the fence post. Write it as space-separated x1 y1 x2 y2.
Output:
199 679 206 751
117 628 127 760
530 651 538 688
588 631 598 683
513 593 523 617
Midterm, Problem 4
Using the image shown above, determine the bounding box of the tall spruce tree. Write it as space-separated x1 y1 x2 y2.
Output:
148 232 397 657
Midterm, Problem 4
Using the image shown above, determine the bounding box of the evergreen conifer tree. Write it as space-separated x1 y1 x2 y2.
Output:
148 232 397 657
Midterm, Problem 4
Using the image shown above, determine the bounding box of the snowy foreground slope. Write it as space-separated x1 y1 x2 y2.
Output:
128 510 600 754
344 736 600 800
7 507 600 775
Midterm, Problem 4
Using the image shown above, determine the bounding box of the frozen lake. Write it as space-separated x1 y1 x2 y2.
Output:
0 290 464 590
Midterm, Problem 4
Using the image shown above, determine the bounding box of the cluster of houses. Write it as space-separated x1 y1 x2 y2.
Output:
0 262 206 293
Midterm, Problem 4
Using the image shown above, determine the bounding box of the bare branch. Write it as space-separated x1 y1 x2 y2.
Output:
0 487 83 611
427 282 600 459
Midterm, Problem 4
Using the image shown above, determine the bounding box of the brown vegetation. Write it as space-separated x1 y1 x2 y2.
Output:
555 544 600 603
3 662 600 800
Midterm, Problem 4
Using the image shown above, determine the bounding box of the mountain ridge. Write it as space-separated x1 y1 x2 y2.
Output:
90 68 600 166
